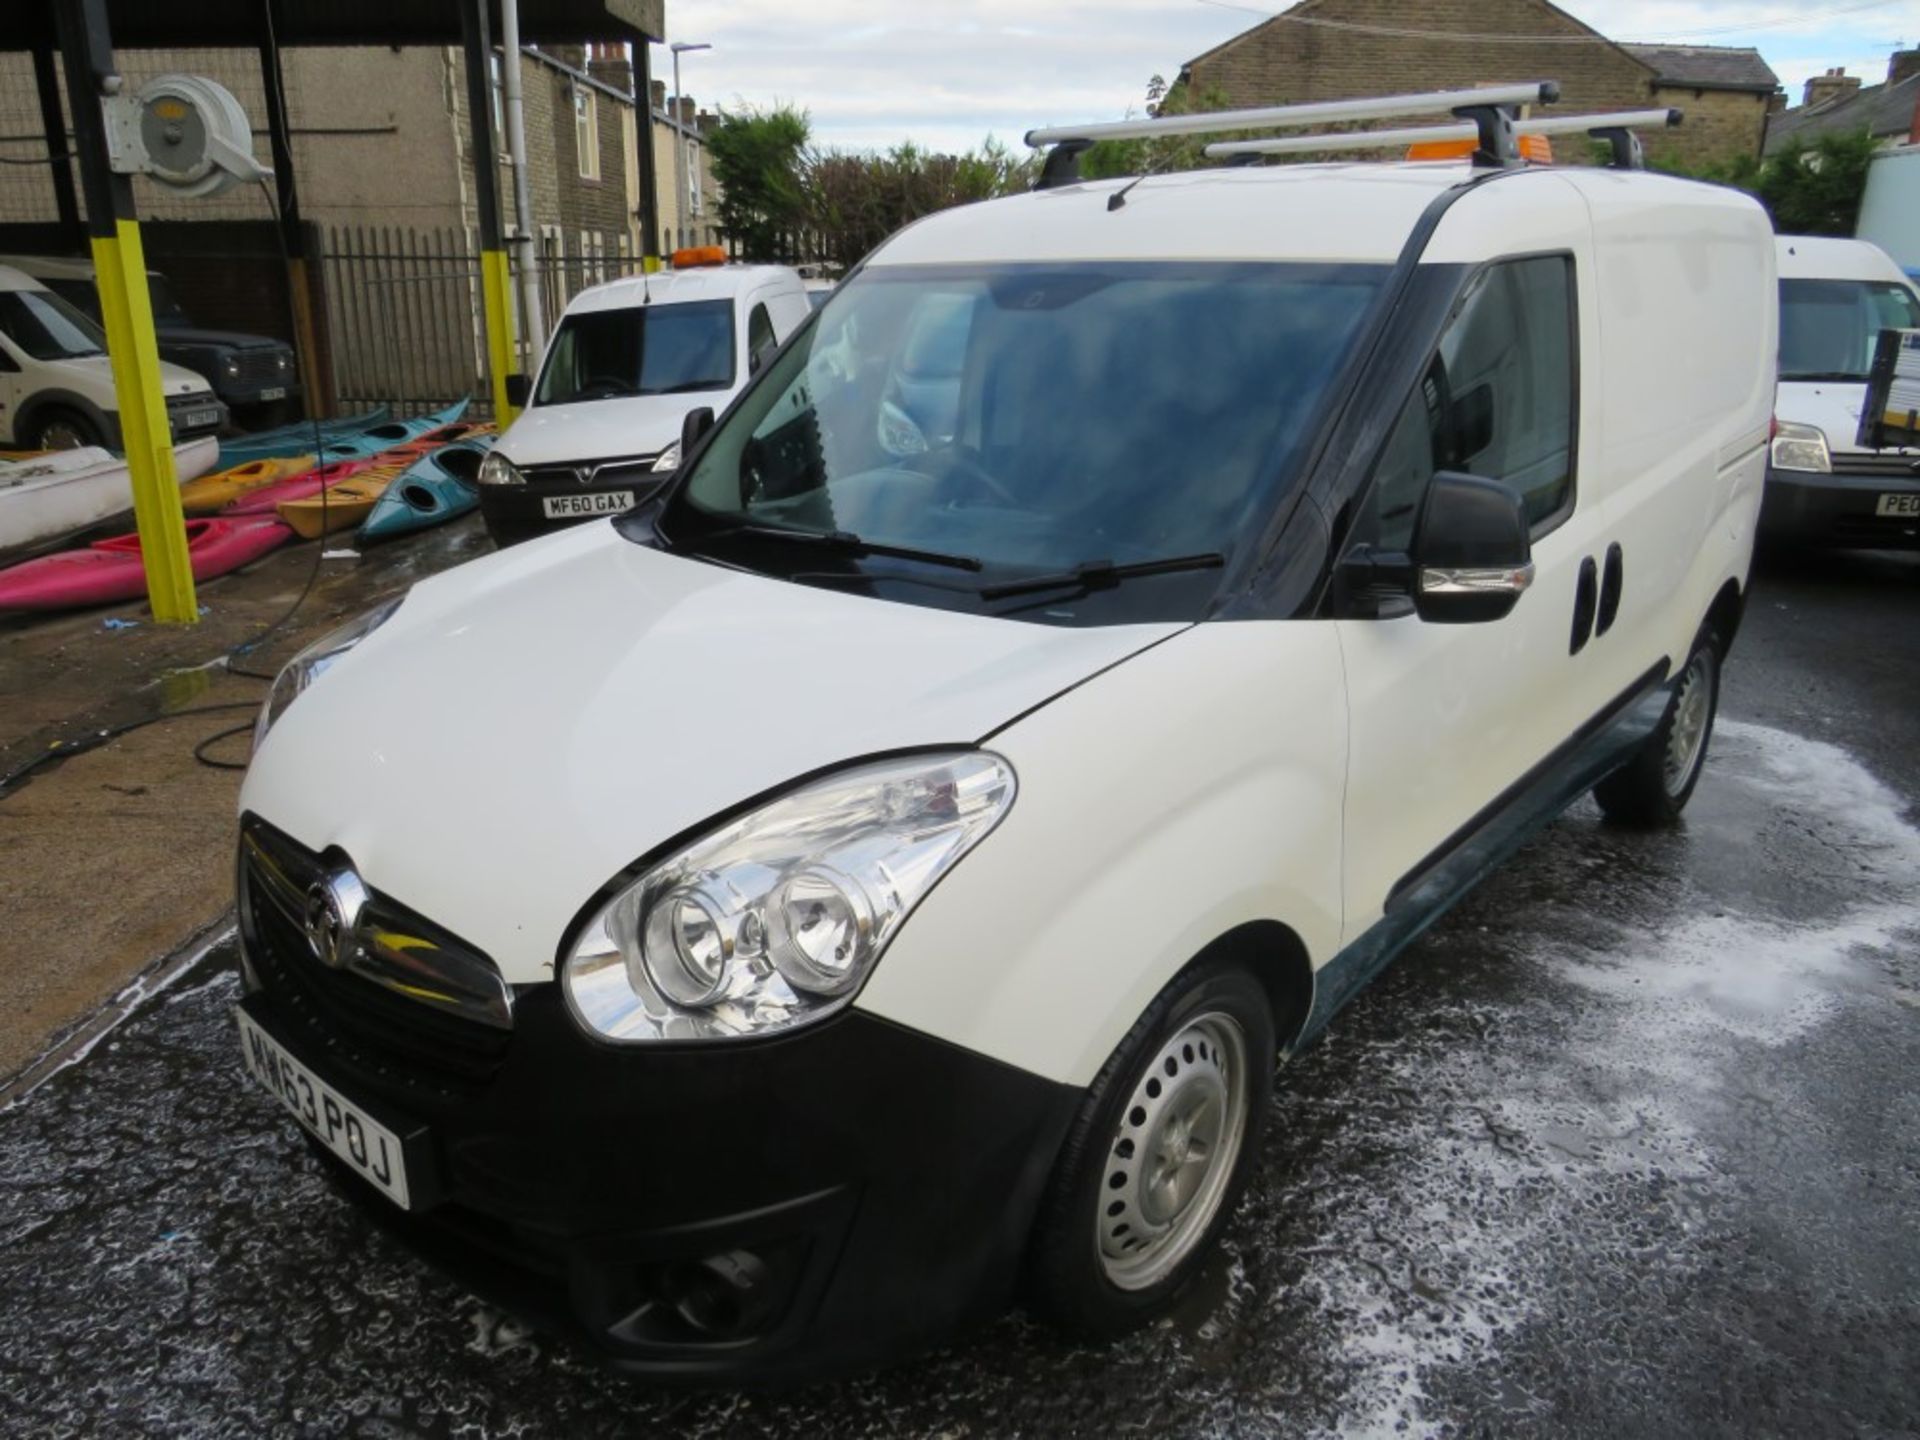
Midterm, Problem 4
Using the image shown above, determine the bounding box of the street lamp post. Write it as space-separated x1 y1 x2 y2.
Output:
669 41 712 253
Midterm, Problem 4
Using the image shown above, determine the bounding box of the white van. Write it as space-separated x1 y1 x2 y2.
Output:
1766 235 1920 548
0 264 225 450
474 257 810 544
231 92 1772 1381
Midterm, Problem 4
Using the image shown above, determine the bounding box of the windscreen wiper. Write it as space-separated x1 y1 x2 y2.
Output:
979 552 1226 601
707 520 983 572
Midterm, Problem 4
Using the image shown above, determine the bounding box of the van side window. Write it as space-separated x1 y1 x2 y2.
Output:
747 302 777 370
1356 255 1576 551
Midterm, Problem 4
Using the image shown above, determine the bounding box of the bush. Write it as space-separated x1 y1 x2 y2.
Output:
1656 128 1876 235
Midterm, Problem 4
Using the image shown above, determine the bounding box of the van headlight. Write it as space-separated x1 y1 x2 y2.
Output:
1771 421 1832 474
650 440 680 473
477 452 524 486
564 752 1016 1043
252 596 404 752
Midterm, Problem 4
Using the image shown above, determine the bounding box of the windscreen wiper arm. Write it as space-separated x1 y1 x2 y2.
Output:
707 520 983 572
979 552 1226 601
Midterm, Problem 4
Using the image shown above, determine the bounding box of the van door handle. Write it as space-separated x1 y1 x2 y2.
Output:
1570 556 1598 655
1596 544 1624 637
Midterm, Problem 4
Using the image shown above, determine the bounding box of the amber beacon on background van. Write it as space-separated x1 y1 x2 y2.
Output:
232 85 1774 1381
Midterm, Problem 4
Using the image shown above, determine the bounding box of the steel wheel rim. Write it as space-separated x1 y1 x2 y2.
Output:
1663 650 1714 797
1096 1011 1251 1291
39 421 87 450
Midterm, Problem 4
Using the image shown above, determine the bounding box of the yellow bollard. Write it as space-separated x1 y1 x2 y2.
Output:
92 218 196 623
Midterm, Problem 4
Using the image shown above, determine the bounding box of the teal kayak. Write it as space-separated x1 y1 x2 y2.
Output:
357 436 493 543
308 398 473 465
216 406 392 468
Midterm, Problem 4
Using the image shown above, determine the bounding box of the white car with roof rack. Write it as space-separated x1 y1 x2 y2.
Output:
473 250 810 545
233 85 1772 1381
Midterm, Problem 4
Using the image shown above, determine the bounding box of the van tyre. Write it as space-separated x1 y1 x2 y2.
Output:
28 407 104 451
1027 962 1274 1337
1594 626 1722 827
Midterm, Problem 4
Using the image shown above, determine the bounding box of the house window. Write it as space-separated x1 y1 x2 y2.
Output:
574 84 600 180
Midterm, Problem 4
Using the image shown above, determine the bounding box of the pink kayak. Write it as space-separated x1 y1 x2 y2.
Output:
221 458 370 516
0 517 293 612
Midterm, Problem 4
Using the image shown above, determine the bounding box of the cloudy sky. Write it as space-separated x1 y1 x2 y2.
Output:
647 0 1920 154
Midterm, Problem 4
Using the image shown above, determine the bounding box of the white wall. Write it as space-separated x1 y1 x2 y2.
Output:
1858 145 1920 277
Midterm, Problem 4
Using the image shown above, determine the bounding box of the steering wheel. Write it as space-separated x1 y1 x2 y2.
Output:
577 374 637 400
915 443 1020 507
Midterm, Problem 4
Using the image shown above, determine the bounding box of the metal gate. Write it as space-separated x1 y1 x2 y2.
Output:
320 224 640 421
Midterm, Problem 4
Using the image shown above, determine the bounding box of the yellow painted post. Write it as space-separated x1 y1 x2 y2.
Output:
91 221 195 620
480 247 518 424
460 0 524 427
58 0 197 622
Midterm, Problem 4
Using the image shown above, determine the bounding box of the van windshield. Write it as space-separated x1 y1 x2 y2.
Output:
0 287 106 361
660 261 1385 620
535 299 736 405
1779 277 1920 381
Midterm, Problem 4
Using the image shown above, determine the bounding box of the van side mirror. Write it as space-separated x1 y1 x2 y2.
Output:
681 405 715 457
1410 471 1533 624
503 373 531 408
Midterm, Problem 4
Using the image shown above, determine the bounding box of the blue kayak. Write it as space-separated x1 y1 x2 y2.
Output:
216 406 392 468
308 398 472 465
357 436 493 543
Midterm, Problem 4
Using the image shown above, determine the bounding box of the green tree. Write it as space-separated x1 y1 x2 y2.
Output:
802 138 1037 270
1654 129 1876 236
705 105 811 260
1081 74 1238 180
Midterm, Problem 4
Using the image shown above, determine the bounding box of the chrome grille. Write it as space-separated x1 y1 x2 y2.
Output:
520 455 662 488
239 819 513 1098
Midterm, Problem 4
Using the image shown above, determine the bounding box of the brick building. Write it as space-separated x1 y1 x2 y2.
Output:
1765 51 1920 155
1180 0 1780 169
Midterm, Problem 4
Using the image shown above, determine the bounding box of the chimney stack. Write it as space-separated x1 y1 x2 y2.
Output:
1803 67 1862 109
1890 49 1920 88
650 78 666 111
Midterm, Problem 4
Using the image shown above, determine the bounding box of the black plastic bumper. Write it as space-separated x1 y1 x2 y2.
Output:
235 965 1080 1382
477 480 661 548
1761 466 1920 549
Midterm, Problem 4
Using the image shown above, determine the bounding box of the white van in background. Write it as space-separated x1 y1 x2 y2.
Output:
1766 235 1920 549
0 265 225 452
473 254 811 545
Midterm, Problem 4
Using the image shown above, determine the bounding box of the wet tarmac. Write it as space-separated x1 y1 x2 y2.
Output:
1 550 1915 1438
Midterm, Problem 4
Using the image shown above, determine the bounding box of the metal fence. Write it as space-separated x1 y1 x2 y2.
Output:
318 224 636 421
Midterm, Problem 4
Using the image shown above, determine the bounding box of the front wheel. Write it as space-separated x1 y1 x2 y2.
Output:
1594 626 1721 826
1027 962 1274 1336
27 406 105 451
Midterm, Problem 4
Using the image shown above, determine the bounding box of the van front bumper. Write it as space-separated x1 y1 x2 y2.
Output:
235 957 1079 1382
1761 464 1920 549
477 473 669 547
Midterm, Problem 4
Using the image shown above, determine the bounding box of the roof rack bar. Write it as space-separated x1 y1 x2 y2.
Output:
1023 82 1558 149
1204 108 1683 159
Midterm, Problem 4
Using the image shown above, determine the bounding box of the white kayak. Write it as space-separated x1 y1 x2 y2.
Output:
0 435 222 561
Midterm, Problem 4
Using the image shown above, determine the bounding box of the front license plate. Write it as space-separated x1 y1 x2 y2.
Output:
235 1008 412 1208
543 490 635 519
181 408 221 429
258 386 287 402
1875 492 1920 518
